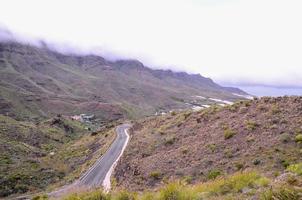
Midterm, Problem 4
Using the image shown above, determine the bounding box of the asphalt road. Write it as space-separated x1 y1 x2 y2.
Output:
48 124 131 198
78 124 131 189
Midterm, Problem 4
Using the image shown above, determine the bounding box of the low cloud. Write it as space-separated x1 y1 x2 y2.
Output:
0 0 302 87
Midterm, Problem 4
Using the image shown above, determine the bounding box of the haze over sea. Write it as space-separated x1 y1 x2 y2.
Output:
235 85 302 97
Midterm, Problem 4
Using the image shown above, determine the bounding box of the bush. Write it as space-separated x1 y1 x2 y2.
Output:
196 118 201 123
287 163 302 175
159 183 185 200
194 171 268 196
150 171 162 180
183 112 191 120
61 172 271 200
63 190 110 200
257 104 267 112
224 129 236 139
165 136 176 145
115 191 136 200
208 144 216 152
207 169 222 180
280 133 291 143
246 135 255 142
295 134 302 143
253 159 261 165
32 195 48 200
224 148 233 158
271 105 281 115
170 111 177 116
281 160 290 168
261 187 301 200
234 162 244 171
245 120 259 131
181 148 188 154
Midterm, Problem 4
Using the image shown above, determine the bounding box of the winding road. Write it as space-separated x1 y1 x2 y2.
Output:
78 124 131 190
49 124 131 197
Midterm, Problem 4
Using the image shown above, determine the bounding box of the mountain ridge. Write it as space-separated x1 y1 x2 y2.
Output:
0 41 247 121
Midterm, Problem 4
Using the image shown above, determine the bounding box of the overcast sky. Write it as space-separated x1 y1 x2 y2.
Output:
0 0 302 87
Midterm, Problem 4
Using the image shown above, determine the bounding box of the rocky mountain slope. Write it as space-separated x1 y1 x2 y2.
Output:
0 114 117 198
115 96 302 192
0 41 246 121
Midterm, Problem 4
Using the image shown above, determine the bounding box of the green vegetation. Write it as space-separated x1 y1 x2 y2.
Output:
295 134 302 143
60 171 281 200
150 171 162 180
0 114 115 197
164 136 176 145
271 104 281 115
245 120 259 131
261 187 301 200
63 190 111 200
116 96 302 194
207 143 216 152
280 133 291 143
287 163 302 176
234 162 244 171
253 159 261 166
207 169 222 180
224 128 236 139
0 42 242 122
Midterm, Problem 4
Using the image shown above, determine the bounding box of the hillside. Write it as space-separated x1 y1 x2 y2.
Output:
0 41 247 121
115 96 302 193
0 114 117 198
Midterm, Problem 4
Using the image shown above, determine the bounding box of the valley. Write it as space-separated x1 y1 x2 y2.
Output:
0 41 301 200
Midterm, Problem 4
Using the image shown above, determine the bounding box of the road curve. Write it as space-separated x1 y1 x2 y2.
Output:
78 124 131 190
49 124 131 197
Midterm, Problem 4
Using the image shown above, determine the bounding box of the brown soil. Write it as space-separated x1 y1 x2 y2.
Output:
115 96 302 191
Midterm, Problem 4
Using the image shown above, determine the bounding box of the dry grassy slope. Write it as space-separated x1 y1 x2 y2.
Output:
115 96 302 191
0 41 245 121
0 114 116 198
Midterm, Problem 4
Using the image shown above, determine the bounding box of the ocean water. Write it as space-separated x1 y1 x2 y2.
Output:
236 86 302 97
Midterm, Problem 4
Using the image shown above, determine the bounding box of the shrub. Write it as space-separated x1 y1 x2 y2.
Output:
196 118 201 123
183 112 191 120
245 120 259 131
63 190 110 200
224 148 233 158
171 111 177 116
234 162 244 171
182 176 193 184
257 104 267 112
295 134 302 143
194 171 268 196
159 182 185 200
115 191 136 200
224 129 236 139
228 105 238 112
181 148 188 154
165 136 176 145
140 192 155 200
239 107 248 114
280 133 291 143
243 101 251 107
255 177 270 187
207 169 222 180
287 163 302 175
32 195 48 200
208 144 216 152
271 105 281 115
261 187 301 200
253 159 261 165
150 171 162 180
281 160 290 168
246 135 255 142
